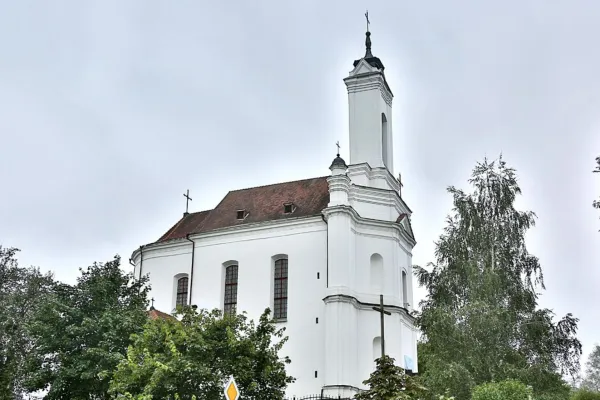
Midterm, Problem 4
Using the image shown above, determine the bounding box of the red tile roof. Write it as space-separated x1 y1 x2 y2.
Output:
148 308 176 321
158 210 211 242
157 177 330 243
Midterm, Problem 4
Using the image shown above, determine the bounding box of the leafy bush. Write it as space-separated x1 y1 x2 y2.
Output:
471 379 532 400
571 389 600 400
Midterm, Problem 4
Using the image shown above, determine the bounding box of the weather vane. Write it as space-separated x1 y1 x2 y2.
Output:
365 10 370 32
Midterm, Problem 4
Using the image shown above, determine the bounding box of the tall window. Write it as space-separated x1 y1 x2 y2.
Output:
176 276 188 307
274 258 288 320
224 264 238 315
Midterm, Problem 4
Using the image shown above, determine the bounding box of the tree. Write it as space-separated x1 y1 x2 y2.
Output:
355 355 427 400
108 306 294 400
471 379 533 400
582 345 600 391
572 388 600 400
22 255 149 400
0 246 55 400
415 156 581 400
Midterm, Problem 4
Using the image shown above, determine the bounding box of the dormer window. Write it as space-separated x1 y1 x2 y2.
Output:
236 210 246 220
284 203 295 214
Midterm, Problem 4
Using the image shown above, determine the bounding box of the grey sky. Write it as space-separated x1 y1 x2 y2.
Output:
1 1 598 368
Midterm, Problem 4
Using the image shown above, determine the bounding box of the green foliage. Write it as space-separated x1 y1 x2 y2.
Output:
354 355 426 400
108 306 294 400
582 345 600 391
414 156 582 400
21 255 149 400
471 379 532 400
0 246 55 400
571 388 600 400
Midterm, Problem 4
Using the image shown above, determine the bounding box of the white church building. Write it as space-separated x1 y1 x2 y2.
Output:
130 26 418 398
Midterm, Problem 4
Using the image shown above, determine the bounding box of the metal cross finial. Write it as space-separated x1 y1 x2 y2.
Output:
365 10 370 32
150 297 155 308
183 189 192 214
335 141 341 156
372 294 391 357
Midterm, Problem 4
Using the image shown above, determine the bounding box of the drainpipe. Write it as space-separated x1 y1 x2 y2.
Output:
186 234 196 306
321 214 329 288
138 245 144 281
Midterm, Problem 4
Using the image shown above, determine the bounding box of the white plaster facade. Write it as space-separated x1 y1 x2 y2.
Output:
130 30 418 398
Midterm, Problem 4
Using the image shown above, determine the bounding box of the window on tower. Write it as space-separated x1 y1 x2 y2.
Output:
176 276 188 307
402 270 409 308
224 264 239 315
381 113 389 168
273 258 288 320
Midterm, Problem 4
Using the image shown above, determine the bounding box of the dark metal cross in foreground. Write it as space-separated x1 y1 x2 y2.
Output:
372 294 391 357
365 10 370 32
183 189 192 214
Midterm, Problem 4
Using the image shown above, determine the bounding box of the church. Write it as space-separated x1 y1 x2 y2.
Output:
130 23 418 398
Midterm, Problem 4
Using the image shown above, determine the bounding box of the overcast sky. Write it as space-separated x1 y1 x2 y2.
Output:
1 1 598 367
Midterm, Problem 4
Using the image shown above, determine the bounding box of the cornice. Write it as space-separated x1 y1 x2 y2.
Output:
322 205 416 249
326 174 351 193
347 163 402 194
131 215 325 261
322 293 416 324
343 71 393 107
349 185 412 216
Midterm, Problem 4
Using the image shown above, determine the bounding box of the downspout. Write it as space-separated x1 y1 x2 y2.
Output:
186 234 196 306
138 245 144 281
322 214 329 288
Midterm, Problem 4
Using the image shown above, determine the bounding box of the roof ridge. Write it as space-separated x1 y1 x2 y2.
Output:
228 175 328 193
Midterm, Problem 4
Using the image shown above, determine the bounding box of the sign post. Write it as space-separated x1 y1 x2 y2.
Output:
224 376 240 400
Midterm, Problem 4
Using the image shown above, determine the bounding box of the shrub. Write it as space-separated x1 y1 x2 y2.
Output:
571 389 600 400
471 379 532 400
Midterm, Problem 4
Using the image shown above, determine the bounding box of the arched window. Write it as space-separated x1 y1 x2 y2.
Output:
224 264 238 315
274 258 288 320
176 276 188 307
370 253 384 292
402 270 408 307
381 113 389 168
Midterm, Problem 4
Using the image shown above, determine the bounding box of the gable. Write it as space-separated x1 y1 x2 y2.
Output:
350 58 377 75
396 213 415 241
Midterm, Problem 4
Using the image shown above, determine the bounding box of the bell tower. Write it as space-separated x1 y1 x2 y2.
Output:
343 21 394 175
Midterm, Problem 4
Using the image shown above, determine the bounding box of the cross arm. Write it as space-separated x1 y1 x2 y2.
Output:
372 306 391 315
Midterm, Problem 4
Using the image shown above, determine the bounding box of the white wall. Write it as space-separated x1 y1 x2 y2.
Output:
322 202 417 397
133 218 328 397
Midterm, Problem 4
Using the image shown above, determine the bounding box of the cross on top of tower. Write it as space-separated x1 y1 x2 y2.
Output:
364 11 373 58
336 141 341 156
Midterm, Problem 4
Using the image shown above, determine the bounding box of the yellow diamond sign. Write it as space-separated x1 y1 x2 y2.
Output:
224 376 240 400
